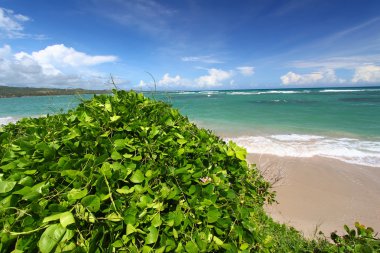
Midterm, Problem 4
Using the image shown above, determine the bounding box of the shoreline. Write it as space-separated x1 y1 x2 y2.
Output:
246 153 380 238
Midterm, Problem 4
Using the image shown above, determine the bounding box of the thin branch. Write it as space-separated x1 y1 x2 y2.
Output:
109 74 119 90
145 71 157 92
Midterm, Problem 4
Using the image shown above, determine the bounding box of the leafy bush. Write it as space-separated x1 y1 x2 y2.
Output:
1 90 378 252
329 223 380 252
0 90 275 252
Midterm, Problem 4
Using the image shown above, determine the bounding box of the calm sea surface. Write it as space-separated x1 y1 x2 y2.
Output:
1 87 380 167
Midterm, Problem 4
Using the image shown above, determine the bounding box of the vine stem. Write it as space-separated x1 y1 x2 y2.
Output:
102 173 121 217
7 225 49 236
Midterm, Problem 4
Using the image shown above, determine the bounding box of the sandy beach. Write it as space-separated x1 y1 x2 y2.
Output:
246 154 380 238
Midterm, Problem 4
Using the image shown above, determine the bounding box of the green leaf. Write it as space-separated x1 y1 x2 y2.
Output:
114 139 127 150
235 150 246 160
60 212 75 228
185 241 198 253
81 195 101 212
213 235 224 246
130 170 145 183
177 148 185 155
38 224 67 253
145 226 159 245
240 243 249 250
110 115 121 122
173 228 178 239
207 207 221 223
0 195 15 209
126 223 137 236
106 213 123 222
112 240 124 248
67 188 88 201
18 176 34 186
42 211 75 228
173 167 188 175
0 180 16 193
177 139 187 145
132 155 142 161
100 162 112 178
43 213 64 223
116 186 135 195
151 214 162 227
105 101 112 112
111 151 122 160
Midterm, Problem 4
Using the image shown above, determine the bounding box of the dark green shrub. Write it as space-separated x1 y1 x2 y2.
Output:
1 90 378 252
0 90 275 252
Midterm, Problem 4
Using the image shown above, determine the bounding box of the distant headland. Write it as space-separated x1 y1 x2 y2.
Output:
0 85 110 98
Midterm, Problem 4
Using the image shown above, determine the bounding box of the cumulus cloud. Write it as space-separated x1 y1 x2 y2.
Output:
136 68 236 90
281 69 343 85
236 66 255 76
0 7 30 38
137 80 148 88
158 73 182 86
29 44 117 68
137 65 255 90
138 73 187 90
0 44 11 57
195 68 233 87
352 65 380 83
0 44 117 88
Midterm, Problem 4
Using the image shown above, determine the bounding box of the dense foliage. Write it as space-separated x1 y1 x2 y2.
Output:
0 90 378 252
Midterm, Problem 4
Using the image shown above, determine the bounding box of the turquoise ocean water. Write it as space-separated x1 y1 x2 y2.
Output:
1 87 379 167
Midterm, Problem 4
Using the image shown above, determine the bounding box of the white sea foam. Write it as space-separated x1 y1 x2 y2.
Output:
228 90 305 95
225 134 380 168
178 91 197 95
0 116 19 125
270 134 325 141
198 91 222 95
258 90 300 94
319 89 366 93
228 92 253 95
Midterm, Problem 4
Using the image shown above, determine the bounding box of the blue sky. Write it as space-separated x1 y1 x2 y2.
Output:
1 0 380 90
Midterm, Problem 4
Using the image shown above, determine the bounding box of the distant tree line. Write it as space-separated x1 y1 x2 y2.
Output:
0 86 110 98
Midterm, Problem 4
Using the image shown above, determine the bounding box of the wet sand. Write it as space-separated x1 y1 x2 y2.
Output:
246 154 380 238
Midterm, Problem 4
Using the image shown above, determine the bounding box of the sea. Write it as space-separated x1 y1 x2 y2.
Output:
1 87 380 168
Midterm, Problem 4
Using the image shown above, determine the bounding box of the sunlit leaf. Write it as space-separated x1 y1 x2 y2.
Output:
0 180 16 193
130 170 144 183
38 224 66 253
67 188 88 201
81 195 100 212
145 226 159 245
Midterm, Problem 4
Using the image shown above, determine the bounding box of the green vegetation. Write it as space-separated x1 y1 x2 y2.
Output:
0 90 379 252
0 86 109 98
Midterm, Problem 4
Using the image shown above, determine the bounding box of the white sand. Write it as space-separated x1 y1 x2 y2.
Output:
246 154 380 238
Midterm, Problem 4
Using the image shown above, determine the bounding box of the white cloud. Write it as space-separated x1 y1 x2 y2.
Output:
158 73 182 86
290 54 380 69
236 66 255 76
352 65 380 83
137 80 148 88
181 56 223 64
29 44 117 68
0 7 30 38
0 44 117 88
0 44 11 57
281 69 343 85
195 68 233 87
136 68 236 90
